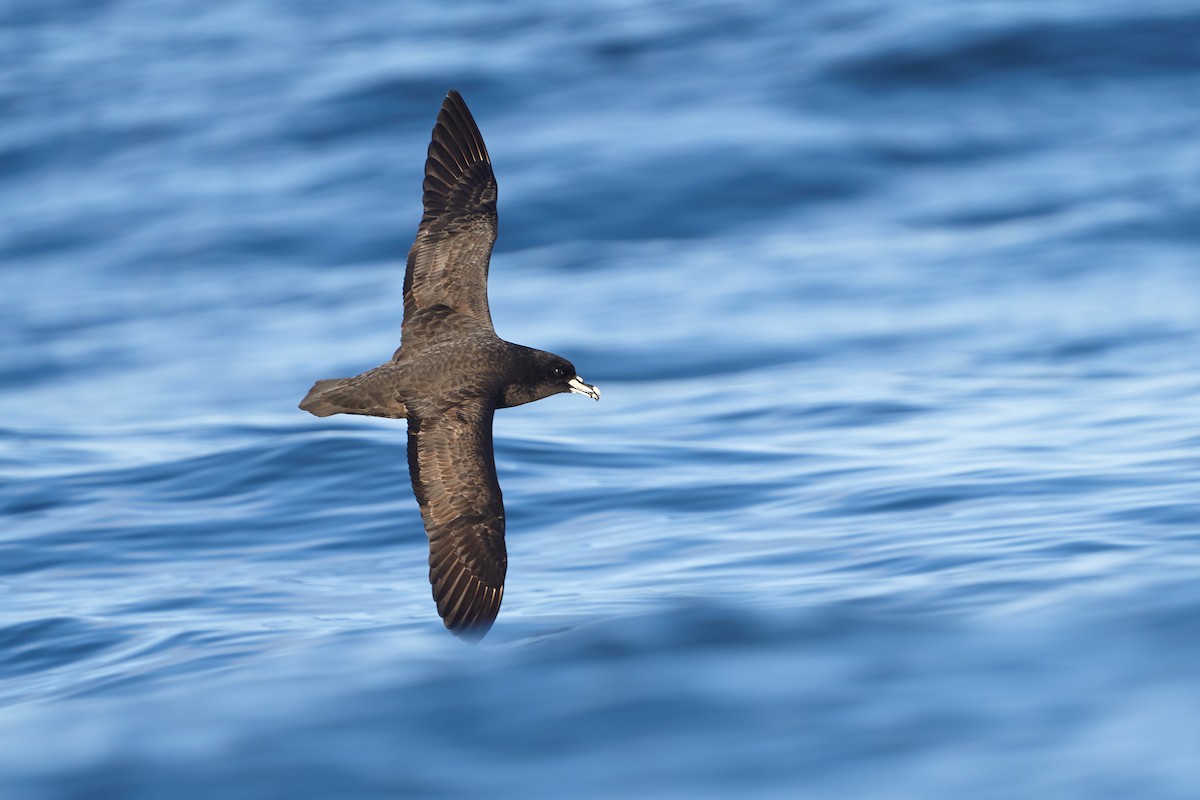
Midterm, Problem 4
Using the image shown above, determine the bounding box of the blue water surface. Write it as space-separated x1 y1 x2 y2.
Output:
2 1 1200 798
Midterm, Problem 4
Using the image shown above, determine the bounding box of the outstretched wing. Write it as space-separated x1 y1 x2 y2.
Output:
403 90 497 333
406 396 506 640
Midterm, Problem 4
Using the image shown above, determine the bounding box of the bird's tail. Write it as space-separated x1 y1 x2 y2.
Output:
299 378 353 417
298 368 407 419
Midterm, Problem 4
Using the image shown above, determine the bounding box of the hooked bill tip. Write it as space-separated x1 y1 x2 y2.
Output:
567 375 600 401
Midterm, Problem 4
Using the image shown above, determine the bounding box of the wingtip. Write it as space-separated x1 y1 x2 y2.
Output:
421 89 495 220
443 89 470 112
433 574 504 643
441 600 500 642
430 89 490 165
438 88 468 122
446 619 496 644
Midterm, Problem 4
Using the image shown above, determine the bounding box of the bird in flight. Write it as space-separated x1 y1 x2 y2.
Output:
300 91 599 641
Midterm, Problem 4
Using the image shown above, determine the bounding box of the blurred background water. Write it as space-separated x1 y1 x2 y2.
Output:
2 0 1200 797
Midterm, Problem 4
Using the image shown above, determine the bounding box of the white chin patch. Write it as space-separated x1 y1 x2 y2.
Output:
567 376 601 401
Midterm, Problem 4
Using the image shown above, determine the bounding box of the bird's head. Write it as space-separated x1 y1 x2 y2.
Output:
501 349 600 408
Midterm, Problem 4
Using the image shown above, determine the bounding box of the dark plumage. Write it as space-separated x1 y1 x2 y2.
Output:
300 91 599 641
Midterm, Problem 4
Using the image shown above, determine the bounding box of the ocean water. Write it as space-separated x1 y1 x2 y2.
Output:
3 0 1200 797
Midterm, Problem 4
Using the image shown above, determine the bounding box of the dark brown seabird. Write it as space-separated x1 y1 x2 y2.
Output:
299 91 599 642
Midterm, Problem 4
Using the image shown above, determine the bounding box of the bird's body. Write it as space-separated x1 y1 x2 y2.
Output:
300 91 598 641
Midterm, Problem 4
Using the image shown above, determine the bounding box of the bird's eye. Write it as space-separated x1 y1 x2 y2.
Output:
552 366 566 378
